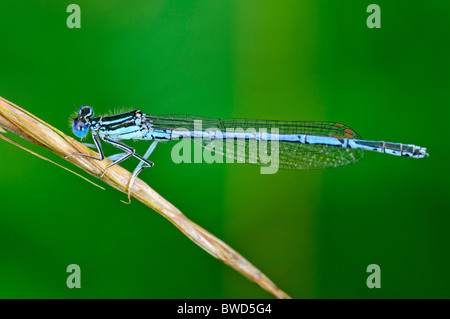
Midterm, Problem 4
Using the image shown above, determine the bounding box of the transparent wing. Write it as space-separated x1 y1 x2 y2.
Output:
148 114 364 170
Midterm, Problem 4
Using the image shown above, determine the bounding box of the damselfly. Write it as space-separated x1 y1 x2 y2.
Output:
66 106 428 197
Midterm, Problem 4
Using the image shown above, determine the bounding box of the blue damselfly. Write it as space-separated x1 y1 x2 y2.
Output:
66 106 428 196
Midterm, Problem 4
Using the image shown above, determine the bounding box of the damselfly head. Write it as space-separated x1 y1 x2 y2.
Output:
72 106 94 138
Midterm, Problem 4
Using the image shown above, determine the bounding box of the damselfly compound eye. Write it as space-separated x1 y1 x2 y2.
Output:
78 105 94 119
72 120 89 138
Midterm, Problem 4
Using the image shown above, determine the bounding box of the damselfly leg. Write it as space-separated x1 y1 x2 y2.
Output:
65 133 105 162
101 137 154 178
121 141 158 204
65 133 154 178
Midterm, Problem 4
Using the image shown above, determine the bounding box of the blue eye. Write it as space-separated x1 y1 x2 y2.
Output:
72 120 89 138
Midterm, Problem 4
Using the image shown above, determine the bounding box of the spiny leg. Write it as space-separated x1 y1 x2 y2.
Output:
72 137 141 178
65 133 105 161
99 146 133 178
122 141 159 204
103 137 155 167
99 137 153 179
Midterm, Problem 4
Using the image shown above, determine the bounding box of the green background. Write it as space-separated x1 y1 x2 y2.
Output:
0 0 448 298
